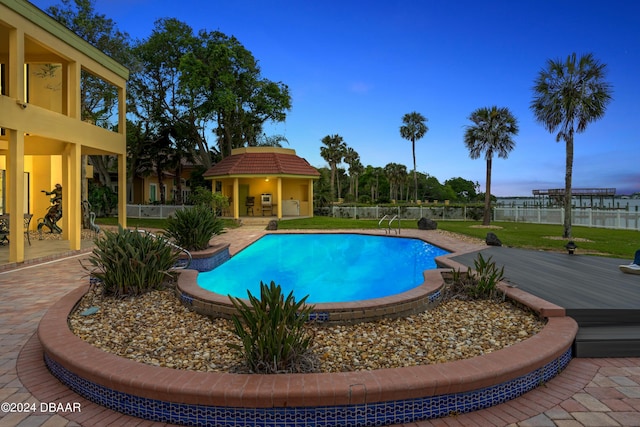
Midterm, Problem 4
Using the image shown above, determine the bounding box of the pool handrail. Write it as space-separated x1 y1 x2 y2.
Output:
378 215 400 234
136 229 192 270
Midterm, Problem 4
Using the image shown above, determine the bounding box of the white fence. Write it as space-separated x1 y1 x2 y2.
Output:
126 204 640 230
494 206 640 230
324 205 485 221
324 205 640 230
126 204 193 218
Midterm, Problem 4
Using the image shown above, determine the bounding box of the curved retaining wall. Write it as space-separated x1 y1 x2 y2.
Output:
177 268 445 324
39 282 577 426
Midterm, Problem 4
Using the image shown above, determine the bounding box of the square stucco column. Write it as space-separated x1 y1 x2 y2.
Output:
118 154 127 229
64 142 81 250
8 130 26 263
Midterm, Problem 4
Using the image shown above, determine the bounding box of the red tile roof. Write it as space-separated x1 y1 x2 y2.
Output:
204 151 320 178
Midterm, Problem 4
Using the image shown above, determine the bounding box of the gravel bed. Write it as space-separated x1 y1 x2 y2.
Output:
69 288 545 374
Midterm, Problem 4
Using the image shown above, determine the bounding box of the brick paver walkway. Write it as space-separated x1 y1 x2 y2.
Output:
0 227 639 426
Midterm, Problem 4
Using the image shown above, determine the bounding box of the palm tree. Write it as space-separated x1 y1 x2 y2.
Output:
384 162 407 202
320 134 347 203
400 112 428 202
464 106 519 226
343 146 362 199
531 53 613 238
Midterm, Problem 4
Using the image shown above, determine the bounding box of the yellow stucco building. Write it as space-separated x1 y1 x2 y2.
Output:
204 147 319 220
0 0 128 263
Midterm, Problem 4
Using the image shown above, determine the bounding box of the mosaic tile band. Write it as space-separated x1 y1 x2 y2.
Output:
44 348 572 426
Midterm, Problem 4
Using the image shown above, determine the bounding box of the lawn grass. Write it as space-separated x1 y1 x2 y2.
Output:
95 215 638 259
278 217 390 230
279 217 639 259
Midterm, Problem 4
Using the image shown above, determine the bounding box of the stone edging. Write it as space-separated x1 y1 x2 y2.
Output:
38 282 577 425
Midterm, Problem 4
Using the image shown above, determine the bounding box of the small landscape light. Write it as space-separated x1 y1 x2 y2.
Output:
565 241 577 255
80 306 99 316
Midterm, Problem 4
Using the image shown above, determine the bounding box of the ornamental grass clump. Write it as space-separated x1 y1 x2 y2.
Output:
445 253 505 300
163 204 224 251
228 281 317 374
82 226 180 298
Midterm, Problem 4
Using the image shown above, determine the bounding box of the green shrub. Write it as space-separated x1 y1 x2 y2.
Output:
82 226 180 298
163 205 224 251
187 187 215 206
228 281 316 374
468 253 505 298
445 253 505 300
188 188 229 215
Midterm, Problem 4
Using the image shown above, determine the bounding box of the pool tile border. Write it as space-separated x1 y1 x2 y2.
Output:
44 347 572 426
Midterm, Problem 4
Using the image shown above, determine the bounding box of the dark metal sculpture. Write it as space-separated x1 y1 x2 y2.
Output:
38 184 63 238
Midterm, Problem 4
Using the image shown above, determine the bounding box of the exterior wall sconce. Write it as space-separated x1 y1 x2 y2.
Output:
565 241 577 255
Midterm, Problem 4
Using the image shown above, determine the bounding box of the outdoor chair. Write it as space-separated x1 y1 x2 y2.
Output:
0 214 33 246
246 197 255 216
24 213 33 246
0 215 8 246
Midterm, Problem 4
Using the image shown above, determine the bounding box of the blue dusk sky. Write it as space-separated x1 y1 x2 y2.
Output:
31 0 640 196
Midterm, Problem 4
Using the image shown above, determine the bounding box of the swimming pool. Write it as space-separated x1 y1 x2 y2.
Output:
197 233 449 303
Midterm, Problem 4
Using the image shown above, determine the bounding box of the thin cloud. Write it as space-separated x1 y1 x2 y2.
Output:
349 81 372 94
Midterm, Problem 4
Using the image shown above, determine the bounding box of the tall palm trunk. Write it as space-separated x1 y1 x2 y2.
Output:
330 165 336 203
563 130 574 238
412 139 418 202
483 157 492 226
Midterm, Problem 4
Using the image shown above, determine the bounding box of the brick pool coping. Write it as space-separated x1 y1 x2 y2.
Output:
37 229 578 424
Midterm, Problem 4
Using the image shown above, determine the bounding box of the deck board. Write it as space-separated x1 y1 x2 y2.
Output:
449 247 640 310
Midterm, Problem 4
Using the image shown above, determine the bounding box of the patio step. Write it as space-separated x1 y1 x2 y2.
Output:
239 217 276 226
573 324 640 357
567 308 640 327
568 308 640 357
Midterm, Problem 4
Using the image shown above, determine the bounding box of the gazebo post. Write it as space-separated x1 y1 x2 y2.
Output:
308 178 315 217
277 178 283 219
233 178 240 219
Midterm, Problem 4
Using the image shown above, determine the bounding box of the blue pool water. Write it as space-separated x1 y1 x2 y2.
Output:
197 233 449 303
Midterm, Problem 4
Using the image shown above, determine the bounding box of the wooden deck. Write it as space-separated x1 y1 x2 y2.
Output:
450 247 640 357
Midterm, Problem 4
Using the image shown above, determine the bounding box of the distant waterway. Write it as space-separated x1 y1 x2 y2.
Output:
497 197 640 211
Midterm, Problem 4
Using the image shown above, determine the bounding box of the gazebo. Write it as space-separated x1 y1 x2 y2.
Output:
204 147 319 220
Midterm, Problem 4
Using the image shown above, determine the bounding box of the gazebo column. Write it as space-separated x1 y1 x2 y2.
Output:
277 177 282 219
233 178 239 219
308 178 315 217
